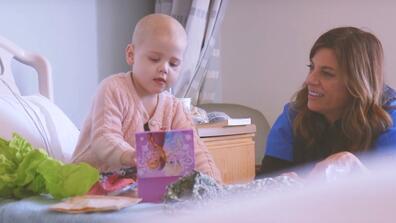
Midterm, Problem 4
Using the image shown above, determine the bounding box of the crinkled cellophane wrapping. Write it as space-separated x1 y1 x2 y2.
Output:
163 171 303 210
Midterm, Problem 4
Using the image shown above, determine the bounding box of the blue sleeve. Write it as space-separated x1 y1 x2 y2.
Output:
372 106 396 153
264 104 295 161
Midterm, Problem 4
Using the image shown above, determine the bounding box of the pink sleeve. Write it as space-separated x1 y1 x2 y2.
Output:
171 101 222 183
89 79 134 170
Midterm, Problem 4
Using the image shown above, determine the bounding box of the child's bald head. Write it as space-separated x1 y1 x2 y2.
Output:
125 14 188 95
131 14 187 47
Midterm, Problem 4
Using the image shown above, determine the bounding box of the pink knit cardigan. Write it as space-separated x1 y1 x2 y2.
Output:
72 72 221 182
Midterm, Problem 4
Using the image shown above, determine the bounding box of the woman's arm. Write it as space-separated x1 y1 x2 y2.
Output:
259 104 296 176
260 155 294 176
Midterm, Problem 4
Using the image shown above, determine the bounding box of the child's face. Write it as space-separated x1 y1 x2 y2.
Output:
129 33 186 96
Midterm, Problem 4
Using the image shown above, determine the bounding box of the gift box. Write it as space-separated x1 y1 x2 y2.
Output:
135 129 194 202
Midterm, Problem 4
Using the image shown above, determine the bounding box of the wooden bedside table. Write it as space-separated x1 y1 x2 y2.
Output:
197 124 256 184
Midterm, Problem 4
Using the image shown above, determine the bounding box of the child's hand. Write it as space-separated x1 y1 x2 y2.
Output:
121 150 136 167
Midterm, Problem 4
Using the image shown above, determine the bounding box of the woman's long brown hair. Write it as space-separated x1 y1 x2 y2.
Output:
292 27 392 158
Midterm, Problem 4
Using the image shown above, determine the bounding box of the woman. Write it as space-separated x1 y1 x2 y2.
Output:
260 27 396 177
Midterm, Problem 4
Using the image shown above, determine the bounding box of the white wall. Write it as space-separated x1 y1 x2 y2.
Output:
0 0 154 128
221 0 396 126
97 0 154 81
0 0 98 128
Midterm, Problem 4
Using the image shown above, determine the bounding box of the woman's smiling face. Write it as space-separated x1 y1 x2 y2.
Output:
305 48 351 123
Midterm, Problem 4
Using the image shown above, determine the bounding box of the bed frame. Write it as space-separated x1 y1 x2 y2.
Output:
0 35 53 101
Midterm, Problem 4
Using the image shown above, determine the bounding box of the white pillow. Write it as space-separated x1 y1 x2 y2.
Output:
0 94 79 163
0 73 21 95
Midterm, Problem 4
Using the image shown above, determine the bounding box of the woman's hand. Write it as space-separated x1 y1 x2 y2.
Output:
308 151 368 182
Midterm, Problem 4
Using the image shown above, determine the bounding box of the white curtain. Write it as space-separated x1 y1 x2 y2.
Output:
155 0 228 105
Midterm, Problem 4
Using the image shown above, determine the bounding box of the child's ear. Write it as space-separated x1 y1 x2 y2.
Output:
125 44 134 65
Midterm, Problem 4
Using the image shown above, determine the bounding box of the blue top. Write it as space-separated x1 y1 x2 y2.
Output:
265 101 396 162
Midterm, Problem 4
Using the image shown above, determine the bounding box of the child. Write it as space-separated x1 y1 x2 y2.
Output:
72 14 222 182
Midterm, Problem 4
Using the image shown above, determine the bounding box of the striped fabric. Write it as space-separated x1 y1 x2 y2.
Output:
155 0 228 105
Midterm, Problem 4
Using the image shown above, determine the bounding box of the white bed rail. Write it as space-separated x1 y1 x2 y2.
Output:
0 35 53 101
